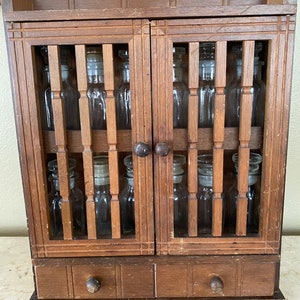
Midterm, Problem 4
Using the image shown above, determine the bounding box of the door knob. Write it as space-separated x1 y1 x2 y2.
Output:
155 142 170 156
210 276 224 293
134 142 151 157
86 277 101 293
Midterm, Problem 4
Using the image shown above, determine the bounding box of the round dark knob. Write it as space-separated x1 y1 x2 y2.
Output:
134 142 151 157
86 277 101 294
210 276 224 293
155 143 170 156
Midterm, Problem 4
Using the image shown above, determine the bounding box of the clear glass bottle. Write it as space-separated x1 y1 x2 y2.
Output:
40 66 53 130
94 155 112 237
173 47 189 128
226 152 262 233
86 47 107 129
48 158 86 239
115 50 131 129
41 65 81 130
198 43 215 128
173 154 188 237
119 155 135 235
225 43 265 127
197 154 214 235
60 65 81 130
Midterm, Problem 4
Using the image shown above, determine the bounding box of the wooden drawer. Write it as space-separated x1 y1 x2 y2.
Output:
72 263 154 299
33 255 278 299
155 261 238 297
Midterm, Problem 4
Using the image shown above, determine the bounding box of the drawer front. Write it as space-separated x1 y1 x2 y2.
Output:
35 266 69 299
72 263 154 299
155 262 237 297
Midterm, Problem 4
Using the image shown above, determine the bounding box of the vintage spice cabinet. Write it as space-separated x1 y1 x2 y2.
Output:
2 0 297 299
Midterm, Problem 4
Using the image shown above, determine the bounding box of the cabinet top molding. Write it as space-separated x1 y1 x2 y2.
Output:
2 0 297 22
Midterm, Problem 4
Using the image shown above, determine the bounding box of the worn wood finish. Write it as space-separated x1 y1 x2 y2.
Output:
48 45 73 240
2 0 296 298
103 43 121 240
236 41 255 236
212 41 227 237
187 42 199 237
75 45 97 240
32 255 280 299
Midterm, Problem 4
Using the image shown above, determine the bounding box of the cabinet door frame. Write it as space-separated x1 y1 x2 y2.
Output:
6 19 154 257
151 15 295 255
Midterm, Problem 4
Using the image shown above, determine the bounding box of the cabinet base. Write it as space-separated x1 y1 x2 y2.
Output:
30 290 286 300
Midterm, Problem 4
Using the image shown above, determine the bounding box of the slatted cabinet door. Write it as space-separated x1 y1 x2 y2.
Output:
7 19 154 257
151 15 295 255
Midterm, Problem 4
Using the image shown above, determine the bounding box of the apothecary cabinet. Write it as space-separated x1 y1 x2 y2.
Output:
2 0 297 298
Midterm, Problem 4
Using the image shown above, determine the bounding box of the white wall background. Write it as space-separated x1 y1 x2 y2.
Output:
0 4 299 236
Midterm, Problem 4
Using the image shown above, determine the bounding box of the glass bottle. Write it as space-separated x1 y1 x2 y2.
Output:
40 66 53 130
197 154 214 235
48 158 86 239
173 47 189 128
86 47 107 129
225 43 265 127
119 155 135 235
115 50 131 129
226 152 262 233
94 155 111 237
41 65 81 130
198 43 215 128
173 154 188 237
60 65 81 130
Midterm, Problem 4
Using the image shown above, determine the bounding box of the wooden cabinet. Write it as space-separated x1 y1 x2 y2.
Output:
2 0 296 298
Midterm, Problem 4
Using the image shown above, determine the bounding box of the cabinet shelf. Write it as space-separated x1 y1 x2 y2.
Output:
43 127 263 153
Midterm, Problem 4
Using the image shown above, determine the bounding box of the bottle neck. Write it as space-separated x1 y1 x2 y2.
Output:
125 176 134 187
121 62 130 83
51 177 75 191
199 60 215 81
94 176 110 186
173 62 184 82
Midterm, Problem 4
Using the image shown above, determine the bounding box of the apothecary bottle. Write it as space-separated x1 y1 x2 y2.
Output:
48 158 86 238
86 47 107 129
225 43 265 127
173 47 189 128
119 155 135 235
197 154 214 234
173 154 188 237
41 65 81 130
198 43 215 128
94 156 111 237
115 50 131 129
226 152 262 233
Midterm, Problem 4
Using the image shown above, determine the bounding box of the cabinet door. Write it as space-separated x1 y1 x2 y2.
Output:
151 16 295 255
7 19 154 257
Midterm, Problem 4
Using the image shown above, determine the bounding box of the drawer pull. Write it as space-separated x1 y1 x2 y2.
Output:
210 276 224 293
86 277 101 293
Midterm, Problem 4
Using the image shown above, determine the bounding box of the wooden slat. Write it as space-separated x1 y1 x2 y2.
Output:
236 40 255 236
212 41 227 237
48 45 73 240
102 44 121 239
187 42 199 237
75 45 96 239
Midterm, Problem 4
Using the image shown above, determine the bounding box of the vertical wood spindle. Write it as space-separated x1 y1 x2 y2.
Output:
188 42 199 237
75 45 96 239
48 45 73 240
102 44 121 239
236 40 255 236
212 41 227 237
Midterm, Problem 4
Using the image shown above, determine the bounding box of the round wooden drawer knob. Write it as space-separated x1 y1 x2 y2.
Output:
210 276 224 293
86 277 101 293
